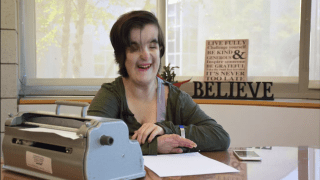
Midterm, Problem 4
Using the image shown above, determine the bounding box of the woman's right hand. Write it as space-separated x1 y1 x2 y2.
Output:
157 134 197 154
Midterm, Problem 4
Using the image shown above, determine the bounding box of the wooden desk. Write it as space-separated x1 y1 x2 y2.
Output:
1 146 319 180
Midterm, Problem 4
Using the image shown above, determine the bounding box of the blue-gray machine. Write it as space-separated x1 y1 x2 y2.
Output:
2 101 146 180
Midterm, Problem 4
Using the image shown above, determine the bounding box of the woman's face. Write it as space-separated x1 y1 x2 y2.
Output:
125 24 160 86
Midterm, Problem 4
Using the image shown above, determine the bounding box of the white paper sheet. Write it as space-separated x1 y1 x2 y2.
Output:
143 152 239 177
20 127 79 140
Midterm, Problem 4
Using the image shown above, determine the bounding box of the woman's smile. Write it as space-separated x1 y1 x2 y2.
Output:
137 63 152 71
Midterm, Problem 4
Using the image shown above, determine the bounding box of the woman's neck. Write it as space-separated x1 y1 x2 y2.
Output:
122 77 158 102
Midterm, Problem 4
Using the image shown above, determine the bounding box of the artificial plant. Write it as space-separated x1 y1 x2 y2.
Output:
160 63 179 82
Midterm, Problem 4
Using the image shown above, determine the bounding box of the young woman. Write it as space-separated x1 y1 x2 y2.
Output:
87 10 230 155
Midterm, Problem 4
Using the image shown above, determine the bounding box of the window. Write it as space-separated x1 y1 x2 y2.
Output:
167 0 301 82
32 0 157 78
19 0 319 98
309 0 320 89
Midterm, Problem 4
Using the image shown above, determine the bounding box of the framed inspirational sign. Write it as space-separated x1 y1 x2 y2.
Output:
204 39 249 82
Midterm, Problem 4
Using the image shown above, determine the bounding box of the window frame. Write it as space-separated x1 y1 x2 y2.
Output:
19 0 320 99
308 0 320 89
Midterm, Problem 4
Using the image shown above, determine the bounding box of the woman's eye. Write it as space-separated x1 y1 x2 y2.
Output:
150 43 158 49
130 45 139 51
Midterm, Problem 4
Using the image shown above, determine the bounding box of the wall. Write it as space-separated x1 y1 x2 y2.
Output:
199 104 320 147
18 104 320 148
1 0 19 156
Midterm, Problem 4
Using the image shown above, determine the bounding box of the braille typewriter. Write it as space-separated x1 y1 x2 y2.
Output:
2 101 145 180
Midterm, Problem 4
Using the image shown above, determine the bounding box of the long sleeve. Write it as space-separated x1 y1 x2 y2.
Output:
156 85 230 152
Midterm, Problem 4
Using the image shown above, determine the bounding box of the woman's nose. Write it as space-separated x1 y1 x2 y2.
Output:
140 48 150 60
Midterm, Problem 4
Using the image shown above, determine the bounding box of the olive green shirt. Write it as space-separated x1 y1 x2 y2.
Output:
87 76 230 155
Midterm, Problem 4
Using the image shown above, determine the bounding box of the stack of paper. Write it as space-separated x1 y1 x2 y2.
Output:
143 152 239 177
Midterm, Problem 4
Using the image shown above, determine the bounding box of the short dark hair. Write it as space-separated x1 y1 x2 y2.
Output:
110 10 165 77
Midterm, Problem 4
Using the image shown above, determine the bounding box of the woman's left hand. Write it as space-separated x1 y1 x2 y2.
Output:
132 123 164 144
